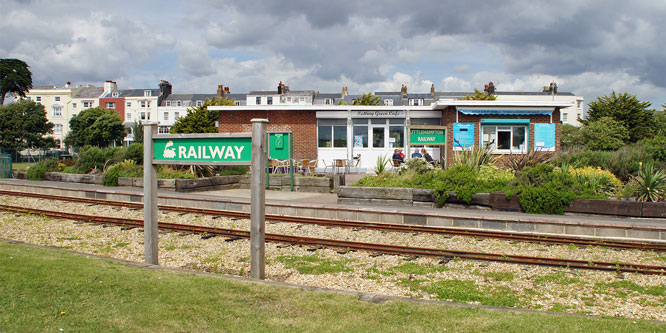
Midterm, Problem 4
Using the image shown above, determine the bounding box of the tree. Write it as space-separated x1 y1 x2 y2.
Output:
582 116 629 151
132 121 143 144
0 59 33 105
463 88 496 100
654 110 666 136
582 91 654 143
64 107 125 148
560 124 585 150
170 97 236 134
0 100 55 155
339 93 381 106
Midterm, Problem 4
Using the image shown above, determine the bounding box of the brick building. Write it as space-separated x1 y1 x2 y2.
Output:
212 99 570 171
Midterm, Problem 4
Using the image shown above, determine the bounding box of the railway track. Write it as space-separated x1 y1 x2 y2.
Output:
1 203 665 275
1 189 665 252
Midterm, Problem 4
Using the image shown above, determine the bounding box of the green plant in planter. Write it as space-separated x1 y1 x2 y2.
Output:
374 155 390 175
451 145 499 170
635 162 666 202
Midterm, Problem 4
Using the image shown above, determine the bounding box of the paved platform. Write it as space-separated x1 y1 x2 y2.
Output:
1 178 665 242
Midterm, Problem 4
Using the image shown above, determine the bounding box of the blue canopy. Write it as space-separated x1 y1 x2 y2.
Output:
458 109 553 116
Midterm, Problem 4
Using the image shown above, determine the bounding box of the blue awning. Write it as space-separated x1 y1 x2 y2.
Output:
458 109 553 116
480 119 531 125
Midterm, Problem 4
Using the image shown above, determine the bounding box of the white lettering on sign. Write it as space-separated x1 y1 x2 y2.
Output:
412 129 442 135
175 145 246 160
418 137 436 141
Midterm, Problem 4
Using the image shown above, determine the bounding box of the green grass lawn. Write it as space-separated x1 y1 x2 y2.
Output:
1 241 664 332
11 163 33 172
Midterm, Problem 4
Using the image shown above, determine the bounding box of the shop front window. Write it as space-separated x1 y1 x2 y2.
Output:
372 127 385 148
318 119 347 148
482 125 527 153
353 121 368 148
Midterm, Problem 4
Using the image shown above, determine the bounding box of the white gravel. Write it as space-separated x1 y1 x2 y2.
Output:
1 194 665 321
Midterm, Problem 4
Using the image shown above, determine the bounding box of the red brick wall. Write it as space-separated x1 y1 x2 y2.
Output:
218 110 317 159
99 97 125 120
442 107 561 167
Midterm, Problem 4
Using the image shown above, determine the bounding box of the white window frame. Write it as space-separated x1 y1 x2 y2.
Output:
36 96 41 102
562 113 568 122
106 102 115 109
158 126 171 134
409 99 422 106
83 100 93 108
126 112 132 121
481 125 528 154
267 96 273 105
165 101 171 106
144 90 152 97
55 96 60 102
163 112 169 121
174 112 180 119
53 124 63 134
384 99 394 106
235 101 241 106
140 101 146 108
255 96 261 105
52 105 62 118
324 98 332 105
176 100 182 107
140 112 146 121
196 100 203 106
126 101 131 107
72 103 77 109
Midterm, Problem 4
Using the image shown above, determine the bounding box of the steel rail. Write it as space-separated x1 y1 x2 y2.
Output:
2 204 665 275
1 189 664 251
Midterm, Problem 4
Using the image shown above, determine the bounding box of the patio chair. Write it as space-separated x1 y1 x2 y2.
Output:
335 159 348 174
307 159 318 174
321 159 333 173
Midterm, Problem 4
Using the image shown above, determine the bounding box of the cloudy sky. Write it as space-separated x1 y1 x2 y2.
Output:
1 0 665 108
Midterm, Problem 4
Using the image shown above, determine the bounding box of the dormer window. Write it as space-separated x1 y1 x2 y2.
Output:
196 100 202 106
112 92 119 97
144 90 152 97
165 101 171 106
176 100 182 107
384 99 393 106
409 99 422 106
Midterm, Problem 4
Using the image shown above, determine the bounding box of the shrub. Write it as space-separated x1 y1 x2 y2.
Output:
568 166 623 198
374 155 390 175
508 164 605 214
451 145 499 169
125 143 143 164
506 150 553 172
26 163 47 180
634 163 666 202
582 116 629 151
74 146 106 174
430 165 512 205
217 165 249 176
103 160 142 186
554 147 651 182
157 165 195 179
397 157 432 175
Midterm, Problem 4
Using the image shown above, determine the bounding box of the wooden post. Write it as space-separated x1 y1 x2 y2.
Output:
250 119 268 279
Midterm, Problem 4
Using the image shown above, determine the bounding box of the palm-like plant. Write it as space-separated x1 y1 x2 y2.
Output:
452 144 499 170
635 162 666 202
374 155 390 175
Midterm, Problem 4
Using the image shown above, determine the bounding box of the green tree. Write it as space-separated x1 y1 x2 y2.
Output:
170 97 235 134
582 116 629 151
462 88 496 100
132 121 143 144
583 91 654 143
653 110 666 136
0 59 32 105
65 107 125 148
560 124 586 150
0 100 55 155
339 93 381 105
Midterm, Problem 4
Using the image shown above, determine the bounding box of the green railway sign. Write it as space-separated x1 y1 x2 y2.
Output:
152 134 252 165
409 127 446 145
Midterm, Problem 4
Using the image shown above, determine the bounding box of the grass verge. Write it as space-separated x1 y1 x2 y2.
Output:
0 241 664 332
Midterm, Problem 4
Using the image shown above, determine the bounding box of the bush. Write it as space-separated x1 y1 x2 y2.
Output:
554 146 652 182
104 147 126 166
568 166 623 198
508 164 605 214
217 165 249 176
26 163 47 180
125 143 143 164
157 165 195 179
633 163 666 202
103 160 143 186
74 146 106 174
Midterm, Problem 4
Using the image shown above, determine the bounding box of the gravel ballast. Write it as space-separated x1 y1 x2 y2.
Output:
1 195 665 321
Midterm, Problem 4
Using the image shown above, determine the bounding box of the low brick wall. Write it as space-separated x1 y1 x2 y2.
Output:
339 186 666 218
118 175 241 192
44 172 103 185
338 186 489 208
240 175 334 193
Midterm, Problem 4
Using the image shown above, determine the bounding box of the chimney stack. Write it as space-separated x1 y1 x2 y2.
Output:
278 81 286 94
341 86 348 98
65 81 71 88
400 84 407 96
430 83 435 97
217 85 225 97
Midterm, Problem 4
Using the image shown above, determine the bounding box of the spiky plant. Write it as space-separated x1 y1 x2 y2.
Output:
635 162 666 202
452 145 499 170
374 155 390 175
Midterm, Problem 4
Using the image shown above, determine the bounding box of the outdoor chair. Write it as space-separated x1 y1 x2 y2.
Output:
321 159 333 173
307 159 318 174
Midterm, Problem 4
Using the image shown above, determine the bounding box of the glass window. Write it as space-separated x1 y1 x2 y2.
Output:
72 103 77 109
353 125 368 148
54 124 63 134
174 112 180 118
177 100 182 107
389 125 404 148
371 119 385 125
52 105 62 117
126 101 131 107
126 113 132 120
372 127 385 148
353 119 368 125
482 125 527 153
55 96 60 102
318 125 332 147
196 100 203 106
166 101 171 106
267 97 273 105
163 112 169 121
333 126 347 147
106 102 115 109
255 96 261 105
562 113 568 122
384 99 393 106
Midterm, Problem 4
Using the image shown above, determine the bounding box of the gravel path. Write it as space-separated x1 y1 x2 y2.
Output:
1 195 665 321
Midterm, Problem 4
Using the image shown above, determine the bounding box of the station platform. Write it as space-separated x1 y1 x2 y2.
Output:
1 178 665 243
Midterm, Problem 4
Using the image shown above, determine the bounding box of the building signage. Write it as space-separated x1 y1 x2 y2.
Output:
353 110 405 118
409 128 446 145
153 135 252 164
453 123 475 151
534 123 556 151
